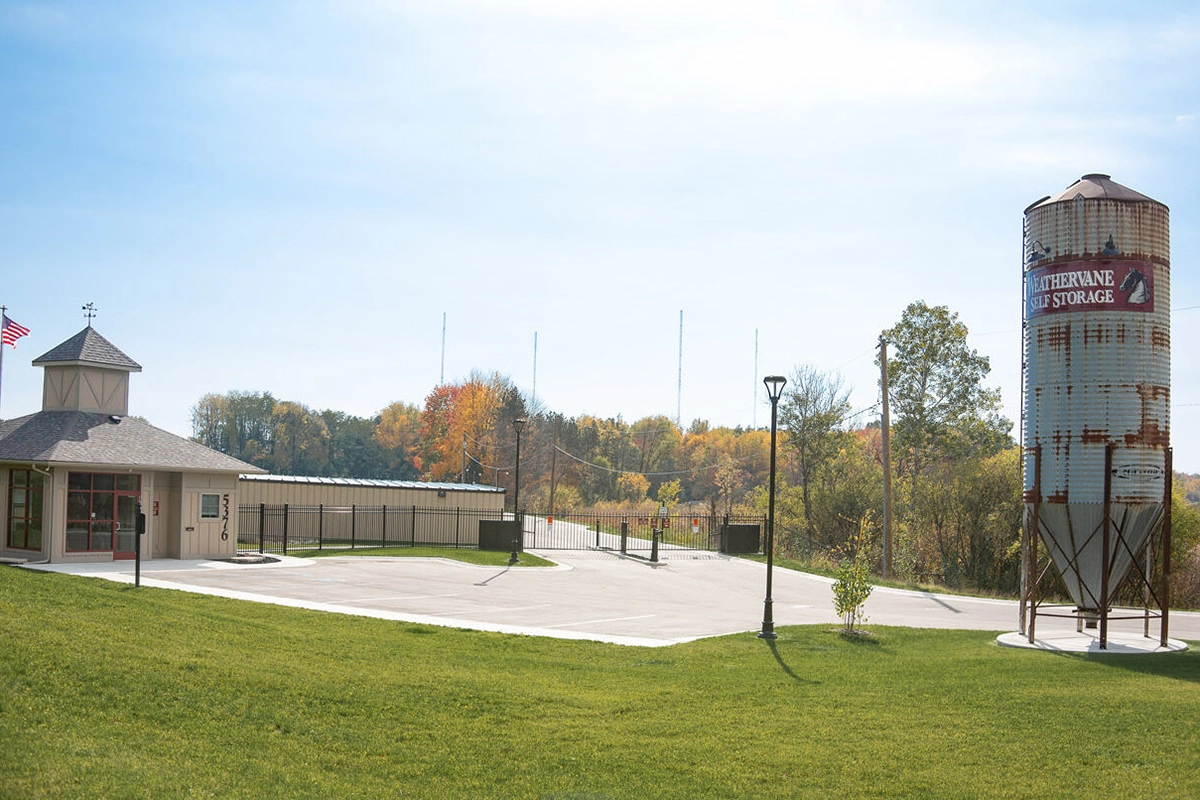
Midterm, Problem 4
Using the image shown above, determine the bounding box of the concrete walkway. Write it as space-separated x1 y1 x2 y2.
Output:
26 548 1200 649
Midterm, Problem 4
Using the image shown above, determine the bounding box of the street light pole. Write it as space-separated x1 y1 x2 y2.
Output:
760 375 787 640
512 417 526 514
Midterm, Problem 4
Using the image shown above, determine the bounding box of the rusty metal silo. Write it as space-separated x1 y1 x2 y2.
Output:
1021 174 1172 647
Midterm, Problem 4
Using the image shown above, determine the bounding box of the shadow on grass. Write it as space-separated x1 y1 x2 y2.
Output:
833 629 882 646
765 638 820 683
1057 647 1200 685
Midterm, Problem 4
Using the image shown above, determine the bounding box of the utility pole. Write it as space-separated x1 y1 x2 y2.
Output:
549 417 559 515
879 335 893 579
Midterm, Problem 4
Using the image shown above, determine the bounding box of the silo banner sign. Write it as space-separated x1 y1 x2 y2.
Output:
1026 260 1154 317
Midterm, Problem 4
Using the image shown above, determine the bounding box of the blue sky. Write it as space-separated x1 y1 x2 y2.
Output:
3 1 1200 468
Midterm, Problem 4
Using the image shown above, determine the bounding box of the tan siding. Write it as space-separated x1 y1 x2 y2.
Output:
238 479 504 512
40 366 129 414
181 473 240 558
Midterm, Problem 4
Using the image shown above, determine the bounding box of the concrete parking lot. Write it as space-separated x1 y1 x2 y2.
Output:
29 546 1199 651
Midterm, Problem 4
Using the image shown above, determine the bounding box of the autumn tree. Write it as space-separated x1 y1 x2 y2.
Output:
713 454 748 516
617 472 650 503
656 479 681 509
416 372 529 486
630 415 682 496
373 401 422 479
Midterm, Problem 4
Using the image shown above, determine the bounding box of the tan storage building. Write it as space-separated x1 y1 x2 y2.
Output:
238 474 505 510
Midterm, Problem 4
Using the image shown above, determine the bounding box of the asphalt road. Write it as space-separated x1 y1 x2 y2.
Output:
31 544 1200 650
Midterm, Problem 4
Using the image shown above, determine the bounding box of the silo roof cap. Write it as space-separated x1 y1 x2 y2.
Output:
1031 174 1161 209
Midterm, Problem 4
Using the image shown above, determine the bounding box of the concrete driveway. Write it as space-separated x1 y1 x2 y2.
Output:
29 546 1200 650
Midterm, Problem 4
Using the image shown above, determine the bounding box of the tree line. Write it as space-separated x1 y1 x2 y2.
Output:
191 300 1200 601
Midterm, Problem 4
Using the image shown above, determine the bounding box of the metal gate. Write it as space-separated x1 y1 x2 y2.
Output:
522 512 764 554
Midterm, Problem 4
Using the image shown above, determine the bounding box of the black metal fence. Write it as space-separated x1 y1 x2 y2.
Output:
238 504 507 555
238 503 766 557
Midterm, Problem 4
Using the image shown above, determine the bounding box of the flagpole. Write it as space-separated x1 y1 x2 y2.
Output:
0 304 7 423
0 308 32 423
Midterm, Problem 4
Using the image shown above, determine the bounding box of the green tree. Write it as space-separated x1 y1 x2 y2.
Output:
832 514 875 634
802 428 884 555
321 410 389 479
880 301 1011 556
920 447 1022 591
778 365 852 539
271 401 330 475
190 390 277 466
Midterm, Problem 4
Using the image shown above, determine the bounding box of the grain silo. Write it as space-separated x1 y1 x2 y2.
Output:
1020 174 1172 648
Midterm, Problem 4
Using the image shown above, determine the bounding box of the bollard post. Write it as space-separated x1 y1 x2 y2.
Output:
651 527 660 563
595 518 601 548
620 520 628 554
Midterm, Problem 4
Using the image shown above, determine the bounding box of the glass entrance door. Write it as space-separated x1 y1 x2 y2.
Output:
113 494 140 560
67 472 142 558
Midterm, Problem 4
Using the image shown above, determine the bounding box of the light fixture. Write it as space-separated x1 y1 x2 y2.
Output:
760 375 787 639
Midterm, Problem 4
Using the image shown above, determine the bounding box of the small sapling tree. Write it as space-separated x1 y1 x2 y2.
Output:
832 513 875 634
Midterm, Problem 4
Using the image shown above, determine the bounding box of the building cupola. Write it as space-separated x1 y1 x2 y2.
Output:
31 326 142 416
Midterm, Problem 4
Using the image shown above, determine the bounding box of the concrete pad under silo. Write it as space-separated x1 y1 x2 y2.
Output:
997 630 1188 654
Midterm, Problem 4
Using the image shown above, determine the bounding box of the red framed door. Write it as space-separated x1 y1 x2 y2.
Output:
113 493 140 560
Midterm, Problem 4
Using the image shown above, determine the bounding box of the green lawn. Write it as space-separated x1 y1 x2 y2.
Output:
2 566 1197 799
292 545 556 567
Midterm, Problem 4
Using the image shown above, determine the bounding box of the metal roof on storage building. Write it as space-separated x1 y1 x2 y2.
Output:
238 473 504 493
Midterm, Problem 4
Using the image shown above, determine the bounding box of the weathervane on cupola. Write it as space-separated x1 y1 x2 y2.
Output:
82 302 98 326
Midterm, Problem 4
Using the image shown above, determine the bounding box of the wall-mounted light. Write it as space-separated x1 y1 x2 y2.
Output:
1101 234 1122 257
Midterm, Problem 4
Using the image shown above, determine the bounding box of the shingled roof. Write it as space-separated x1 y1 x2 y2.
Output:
32 326 142 372
0 411 263 473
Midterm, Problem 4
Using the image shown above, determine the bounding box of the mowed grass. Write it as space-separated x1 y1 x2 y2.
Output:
2 567 1198 799
294 546 556 567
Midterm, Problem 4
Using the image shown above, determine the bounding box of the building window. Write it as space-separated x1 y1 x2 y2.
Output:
200 494 220 519
7 469 44 551
66 472 141 553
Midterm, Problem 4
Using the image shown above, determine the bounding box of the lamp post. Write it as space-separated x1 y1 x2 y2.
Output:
760 375 787 639
511 418 526 565
512 418 526 514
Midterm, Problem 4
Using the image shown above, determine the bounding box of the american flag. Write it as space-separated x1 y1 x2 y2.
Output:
2 314 31 348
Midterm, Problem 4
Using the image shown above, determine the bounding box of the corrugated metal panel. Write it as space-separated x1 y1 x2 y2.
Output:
236 474 506 511
1022 175 1169 610
239 473 504 493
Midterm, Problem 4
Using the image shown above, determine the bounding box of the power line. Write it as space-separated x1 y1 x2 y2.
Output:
551 444 758 478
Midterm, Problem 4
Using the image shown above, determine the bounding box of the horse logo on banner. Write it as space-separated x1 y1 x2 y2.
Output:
1119 267 1151 305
